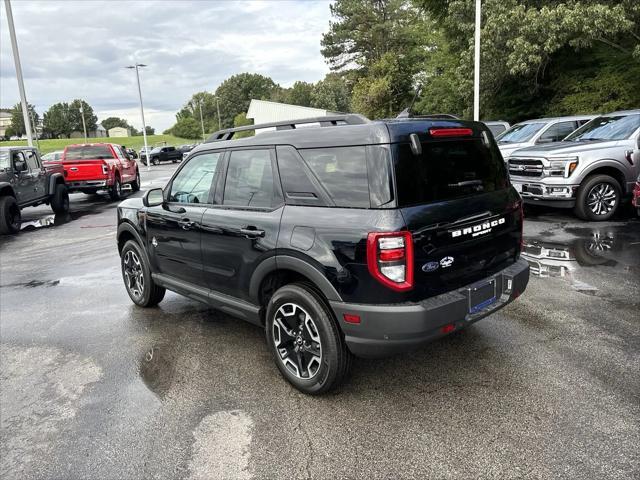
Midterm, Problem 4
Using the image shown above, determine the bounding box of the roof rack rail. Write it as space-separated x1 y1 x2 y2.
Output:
395 112 460 120
204 114 370 143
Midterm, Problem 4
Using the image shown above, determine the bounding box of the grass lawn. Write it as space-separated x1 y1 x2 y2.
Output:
0 134 196 154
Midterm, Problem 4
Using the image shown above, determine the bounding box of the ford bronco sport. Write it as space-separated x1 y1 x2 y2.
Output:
116 115 529 394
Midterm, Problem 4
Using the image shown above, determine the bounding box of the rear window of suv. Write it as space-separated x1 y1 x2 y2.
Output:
65 145 114 160
394 139 508 206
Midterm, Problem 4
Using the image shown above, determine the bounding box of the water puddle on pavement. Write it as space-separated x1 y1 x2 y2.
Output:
139 345 176 399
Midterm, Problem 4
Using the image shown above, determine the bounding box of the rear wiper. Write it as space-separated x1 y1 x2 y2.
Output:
448 180 483 188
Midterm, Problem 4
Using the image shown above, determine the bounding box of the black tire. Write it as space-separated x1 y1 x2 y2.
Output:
172 159 177 163
120 240 165 307
265 283 352 395
0 196 21 234
50 183 70 214
574 174 621 221
152 157 160 166
109 175 122 201
131 169 141 192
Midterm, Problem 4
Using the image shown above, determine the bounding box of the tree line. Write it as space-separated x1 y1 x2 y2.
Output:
170 0 639 139
4 100 154 140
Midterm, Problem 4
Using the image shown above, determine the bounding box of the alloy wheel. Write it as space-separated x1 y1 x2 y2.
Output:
123 250 145 299
272 303 322 379
587 182 617 215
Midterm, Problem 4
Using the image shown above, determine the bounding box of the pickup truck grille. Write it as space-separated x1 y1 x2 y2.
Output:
509 159 543 178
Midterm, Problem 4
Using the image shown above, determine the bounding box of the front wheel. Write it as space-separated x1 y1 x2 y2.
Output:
0 196 21 234
574 174 621 221
120 240 165 307
50 183 70 213
265 283 351 395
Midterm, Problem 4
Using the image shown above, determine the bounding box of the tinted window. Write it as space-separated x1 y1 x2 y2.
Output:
169 152 221 204
538 121 576 143
394 139 508 206
300 147 369 208
223 149 279 208
276 146 324 206
367 145 393 207
496 123 545 143
565 113 640 141
487 124 507 136
65 145 114 160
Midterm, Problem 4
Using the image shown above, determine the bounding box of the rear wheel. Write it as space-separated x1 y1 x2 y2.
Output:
131 170 141 192
50 183 70 213
265 283 352 395
574 174 621 221
152 157 160 166
120 240 165 307
0 196 21 234
109 176 122 201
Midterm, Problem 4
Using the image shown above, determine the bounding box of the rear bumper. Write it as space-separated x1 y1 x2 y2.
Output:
66 179 109 190
330 258 530 358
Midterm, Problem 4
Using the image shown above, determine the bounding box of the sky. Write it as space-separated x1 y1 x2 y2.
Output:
0 0 333 132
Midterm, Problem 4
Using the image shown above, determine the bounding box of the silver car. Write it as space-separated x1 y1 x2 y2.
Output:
508 110 640 221
497 115 595 161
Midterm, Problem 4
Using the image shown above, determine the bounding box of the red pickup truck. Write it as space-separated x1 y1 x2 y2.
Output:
47 143 141 200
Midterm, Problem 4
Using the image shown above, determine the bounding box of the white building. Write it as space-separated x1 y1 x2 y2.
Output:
108 126 131 137
246 100 339 129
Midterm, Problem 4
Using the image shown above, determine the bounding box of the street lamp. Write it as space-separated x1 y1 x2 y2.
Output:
125 63 150 171
214 96 221 130
198 100 206 141
473 0 481 121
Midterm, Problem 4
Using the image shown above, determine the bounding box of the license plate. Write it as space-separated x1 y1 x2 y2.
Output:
468 279 497 314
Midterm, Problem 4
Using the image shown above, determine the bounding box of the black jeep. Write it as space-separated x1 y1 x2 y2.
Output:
0 146 69 234
116 115 529 394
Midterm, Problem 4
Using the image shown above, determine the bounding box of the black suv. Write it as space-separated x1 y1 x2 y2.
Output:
117 115 529 394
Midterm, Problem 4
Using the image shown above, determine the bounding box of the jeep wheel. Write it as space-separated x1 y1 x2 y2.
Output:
50 183 70 214
120 240 165 307
109 176 122 201
152 157 160 166
131 170 141 192
265 283 351 394
0 196 21 234
575 175 621 221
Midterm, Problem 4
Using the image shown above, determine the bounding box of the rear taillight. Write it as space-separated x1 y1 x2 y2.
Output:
366 231 414 291
429 128 473 138
102 163 109 175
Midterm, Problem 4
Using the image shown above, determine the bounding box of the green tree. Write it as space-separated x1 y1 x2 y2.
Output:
68 99 97 132
285 81 314 107
214 73 278 128
43 102 71 138
177 91 219 132
171 117 202 139
9 102 39 137
145 126 155 136
310 74 352 112
100 117 130 131
233 112 254 138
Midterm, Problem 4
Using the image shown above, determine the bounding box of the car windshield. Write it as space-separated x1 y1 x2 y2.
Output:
0 151 9 169
496 123 545 143
565 113 640 142
42 151 60 161
65 145 113 160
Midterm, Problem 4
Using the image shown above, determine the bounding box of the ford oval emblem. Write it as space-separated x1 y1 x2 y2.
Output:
422 261 440 273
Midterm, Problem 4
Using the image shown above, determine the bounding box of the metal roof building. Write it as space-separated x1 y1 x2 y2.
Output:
246 99 339 127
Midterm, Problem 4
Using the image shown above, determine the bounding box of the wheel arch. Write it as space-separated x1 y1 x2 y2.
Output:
0 183 15 198
117 222 145 255
47 173 65 193
579 163 628 194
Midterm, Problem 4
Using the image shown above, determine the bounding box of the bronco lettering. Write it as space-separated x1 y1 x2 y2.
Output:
450 217 505 238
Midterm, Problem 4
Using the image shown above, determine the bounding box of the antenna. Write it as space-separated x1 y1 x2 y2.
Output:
397 86 422 118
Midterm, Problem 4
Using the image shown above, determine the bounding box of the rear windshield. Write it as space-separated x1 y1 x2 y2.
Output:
65 145 113 160
394 139 508 206
496 123 545 143
565 113 640 141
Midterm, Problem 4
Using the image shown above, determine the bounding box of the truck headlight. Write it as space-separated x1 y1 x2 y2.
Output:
547 157 579 178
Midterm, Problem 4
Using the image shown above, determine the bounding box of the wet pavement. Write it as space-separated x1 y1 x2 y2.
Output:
1 168 639 479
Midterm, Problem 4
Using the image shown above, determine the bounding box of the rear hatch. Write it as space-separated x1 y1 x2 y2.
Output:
62 145 113 181
389 121 522 301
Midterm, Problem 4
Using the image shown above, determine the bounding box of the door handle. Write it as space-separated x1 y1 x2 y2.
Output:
239 226 265 238
179 218 196 230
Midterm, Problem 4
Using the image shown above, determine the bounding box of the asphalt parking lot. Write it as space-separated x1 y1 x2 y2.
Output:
1 163 639 479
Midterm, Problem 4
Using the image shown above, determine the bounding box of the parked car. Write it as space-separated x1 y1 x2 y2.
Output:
140 146 183 165
116 114 529 394
483 121 510 137
41 150 64 162
508 110 640 221
123 147 138 159
633 173 640 217
497 115 596 161
47 143 140 201
0 146 69 234
178 144 195 153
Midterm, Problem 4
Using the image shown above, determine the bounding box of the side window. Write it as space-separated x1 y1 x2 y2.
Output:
276 146 324 206
367 145 393 207
299 147 369 208
13 151 27 171
539 122 576 143
223 149 279 208
25 150 40 170
114 146 126 160
169 152 221 204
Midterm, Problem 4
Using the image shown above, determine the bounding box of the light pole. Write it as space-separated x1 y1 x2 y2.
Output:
4 0 34 146
125 63 150 171
473 0 481 121
214 96 221 131
29 110 40 149
80 103 88 143
198 100 206 141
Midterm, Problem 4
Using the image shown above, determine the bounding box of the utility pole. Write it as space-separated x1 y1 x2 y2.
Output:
4 0 34 146
126 63 150 171
473 0 481 121
215 96 221 131
199 100 206 141
80 103 88 142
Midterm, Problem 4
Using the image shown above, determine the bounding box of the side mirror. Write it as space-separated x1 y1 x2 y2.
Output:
14 159 27 173
143 188 164 207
